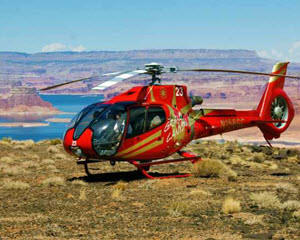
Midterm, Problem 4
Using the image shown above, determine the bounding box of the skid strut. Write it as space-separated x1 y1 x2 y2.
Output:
130 151 202 179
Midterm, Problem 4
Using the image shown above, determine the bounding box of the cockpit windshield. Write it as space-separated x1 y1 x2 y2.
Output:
91 104 127 157
73 103 108 139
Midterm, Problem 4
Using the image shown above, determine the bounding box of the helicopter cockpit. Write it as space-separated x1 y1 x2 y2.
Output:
66 101 166 158
67 102 127 157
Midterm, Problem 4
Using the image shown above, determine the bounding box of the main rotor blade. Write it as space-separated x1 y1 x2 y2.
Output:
39 76 94 91
92 69 146 90
39 71 130 91
178 68 300 79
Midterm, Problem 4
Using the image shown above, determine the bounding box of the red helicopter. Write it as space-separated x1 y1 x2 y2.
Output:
41 62 299 179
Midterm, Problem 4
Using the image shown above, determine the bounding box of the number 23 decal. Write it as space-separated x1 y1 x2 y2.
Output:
175 86 184 96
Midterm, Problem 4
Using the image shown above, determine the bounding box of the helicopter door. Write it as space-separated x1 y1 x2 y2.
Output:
117 106 167 159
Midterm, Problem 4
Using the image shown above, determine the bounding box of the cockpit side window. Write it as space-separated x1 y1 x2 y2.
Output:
126 107 146 138
126 106 166 138
146 106 166 131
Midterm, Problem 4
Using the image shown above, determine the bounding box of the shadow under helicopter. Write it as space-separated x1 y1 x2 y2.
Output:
67 170 189 183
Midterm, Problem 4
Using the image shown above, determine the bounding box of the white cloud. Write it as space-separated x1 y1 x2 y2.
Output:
257 49 284 60
289 41 300 54
41 43 87 52
71 45 86 52
42 43 68 52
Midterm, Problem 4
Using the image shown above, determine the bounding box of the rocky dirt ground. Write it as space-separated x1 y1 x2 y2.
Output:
0 138 300 240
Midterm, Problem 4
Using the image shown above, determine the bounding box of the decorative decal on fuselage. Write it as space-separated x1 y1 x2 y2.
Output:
164 113 188 143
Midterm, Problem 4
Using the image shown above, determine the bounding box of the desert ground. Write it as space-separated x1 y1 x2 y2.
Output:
0 137 299 240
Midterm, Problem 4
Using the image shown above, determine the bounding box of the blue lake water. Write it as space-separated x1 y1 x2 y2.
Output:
0 94 103 141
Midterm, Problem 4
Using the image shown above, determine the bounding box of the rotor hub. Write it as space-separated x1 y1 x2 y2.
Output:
273 106 283 118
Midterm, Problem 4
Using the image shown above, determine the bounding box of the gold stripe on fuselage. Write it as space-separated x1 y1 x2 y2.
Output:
116 130 162 157
121 138 164 159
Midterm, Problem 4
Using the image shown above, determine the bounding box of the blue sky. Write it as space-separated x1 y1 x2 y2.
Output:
1 0 300 61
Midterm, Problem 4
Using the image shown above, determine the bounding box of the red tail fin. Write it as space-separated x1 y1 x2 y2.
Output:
256 62 295 140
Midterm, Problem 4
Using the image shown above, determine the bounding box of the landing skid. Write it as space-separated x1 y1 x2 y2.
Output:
130 151 201 179
77 151 202 179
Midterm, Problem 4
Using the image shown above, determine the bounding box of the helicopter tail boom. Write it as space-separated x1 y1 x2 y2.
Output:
256 62 295 140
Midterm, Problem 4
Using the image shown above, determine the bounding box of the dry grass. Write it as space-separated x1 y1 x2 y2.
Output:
167 201 190 217
222 197 241 214
243 215 264 225
2 166 27 176
22 161 39 169
111 188 124 201
192 159 237 181
111 181 128 201
41 159 55 165
1 179 30 190
275 182 298 193
282 201 300 211
190 189 212 197
1 137 12 143
0 156 14 164
49 139 62 145
250 192 282 209
0 139 299 239
113 181 128 191
71 179 88 186
53 153 68 160
47 145 60 154
79 188 87 201
46 165 57 170
293 210 300 219
41 177 65 186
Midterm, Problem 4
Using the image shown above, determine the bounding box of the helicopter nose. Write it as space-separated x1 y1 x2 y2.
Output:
63 128 97 158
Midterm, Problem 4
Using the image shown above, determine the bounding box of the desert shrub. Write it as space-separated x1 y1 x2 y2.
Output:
243 215 264 225
113 181 128 191
21 139 35 147
252 152 265 163
13 145 27 150
46 165 58 172
222 197 241 214
79 188 87 201
192 159 237 181
190 189 212 197
53 153 67 160
250 192 281 209
42 177 65 186
41 159 55 165
111 189 124 201
275 182 298 193
282 201 300 211
2 166 27 176
2 179 30 190
111 181 128 200
0 156 14 164
71 180 87 186
268 163 278 170
293 210 300 219
49 139 62 145
22 161 39 169
167 201 190 217
47 146 60 154
2 137 12 143
229 155 246 165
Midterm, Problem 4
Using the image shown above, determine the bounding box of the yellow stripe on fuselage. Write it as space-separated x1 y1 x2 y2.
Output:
121 138 164 159
116 130 162 157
